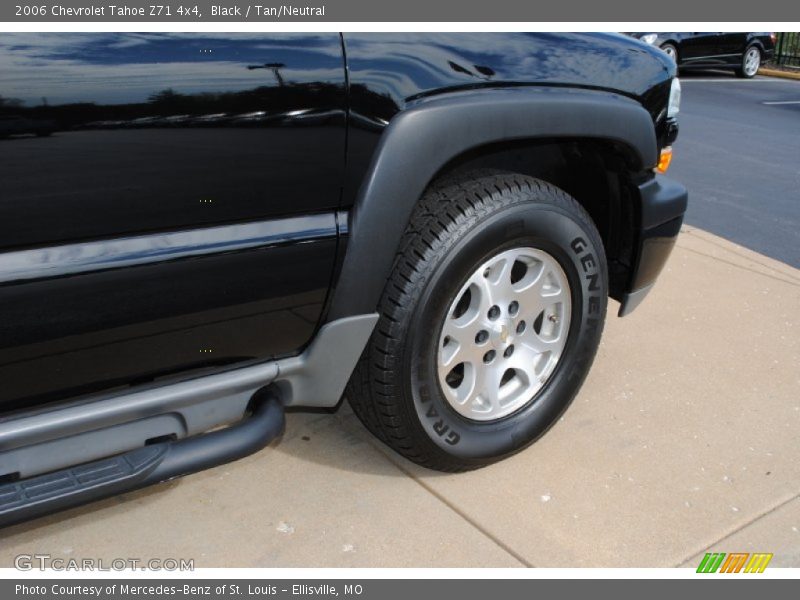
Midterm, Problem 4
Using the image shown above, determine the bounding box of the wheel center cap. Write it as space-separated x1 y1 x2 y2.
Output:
490 319 514 349
499 325 509 344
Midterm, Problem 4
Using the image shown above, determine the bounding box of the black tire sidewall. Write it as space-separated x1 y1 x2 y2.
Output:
404 200 607 462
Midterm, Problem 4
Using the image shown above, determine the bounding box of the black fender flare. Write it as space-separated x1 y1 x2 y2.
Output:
328 86 658 320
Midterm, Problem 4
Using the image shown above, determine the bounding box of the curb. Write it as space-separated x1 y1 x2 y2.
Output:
758 67 800 81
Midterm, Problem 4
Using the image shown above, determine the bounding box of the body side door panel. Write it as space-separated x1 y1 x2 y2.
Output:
0 33 346 411
678 32 725 65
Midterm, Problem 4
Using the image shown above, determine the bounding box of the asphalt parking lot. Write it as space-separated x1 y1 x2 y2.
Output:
673 72 800 267
1 73 798 568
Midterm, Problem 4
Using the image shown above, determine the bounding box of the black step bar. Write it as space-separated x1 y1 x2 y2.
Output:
0 394 284 528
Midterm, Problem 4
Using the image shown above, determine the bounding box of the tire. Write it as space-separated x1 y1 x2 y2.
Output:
737 45 761 78
660 43 679 64
346 171 608 471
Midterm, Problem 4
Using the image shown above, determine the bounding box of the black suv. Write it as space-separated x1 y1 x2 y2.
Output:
0 33 687 526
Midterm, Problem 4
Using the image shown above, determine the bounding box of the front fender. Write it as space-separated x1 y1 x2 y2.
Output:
328 86 658 320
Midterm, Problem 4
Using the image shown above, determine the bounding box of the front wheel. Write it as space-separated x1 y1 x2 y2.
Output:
737 46 761 78
660 43 679 64
346 172 608 471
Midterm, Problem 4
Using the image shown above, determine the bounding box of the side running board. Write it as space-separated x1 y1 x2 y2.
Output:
0 314 378 528
0 394 284 528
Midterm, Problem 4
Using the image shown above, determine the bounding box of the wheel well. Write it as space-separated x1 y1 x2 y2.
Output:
425 139 639 300
747 42 764 54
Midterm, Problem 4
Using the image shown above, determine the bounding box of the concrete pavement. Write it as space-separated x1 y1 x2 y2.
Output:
1 227 797 568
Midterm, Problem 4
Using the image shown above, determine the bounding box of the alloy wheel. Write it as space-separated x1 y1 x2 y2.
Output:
744 47 761 77
437 247 572 422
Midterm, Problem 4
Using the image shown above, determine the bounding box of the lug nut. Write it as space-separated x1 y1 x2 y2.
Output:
508 301 519 316
483 350 496 363
516 320 526 334
475 330 488 344
548 314 559 323
488 305 501 320
503 345 515 359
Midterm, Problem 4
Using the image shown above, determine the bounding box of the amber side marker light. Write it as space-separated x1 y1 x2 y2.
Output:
656 147 673 174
